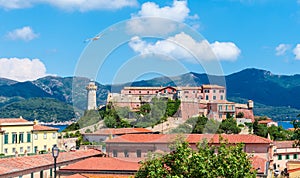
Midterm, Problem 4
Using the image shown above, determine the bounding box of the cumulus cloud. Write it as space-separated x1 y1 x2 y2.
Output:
0 58 47 82
275 44 291 56
293 44 300 60
0 0 138 11
6 26 39 41
129 32 241 61
127 0 198 35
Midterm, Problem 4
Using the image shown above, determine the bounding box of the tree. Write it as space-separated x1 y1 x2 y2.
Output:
236 112 244 118
218 117 241 134
136 138 256 178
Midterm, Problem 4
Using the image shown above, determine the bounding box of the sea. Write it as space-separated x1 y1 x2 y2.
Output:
277 121 294 130
44 125 68 132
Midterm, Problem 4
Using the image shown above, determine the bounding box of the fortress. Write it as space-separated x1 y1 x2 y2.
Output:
107 85 254 121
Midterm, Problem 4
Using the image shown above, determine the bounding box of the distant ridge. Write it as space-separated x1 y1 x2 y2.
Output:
0 68 300 121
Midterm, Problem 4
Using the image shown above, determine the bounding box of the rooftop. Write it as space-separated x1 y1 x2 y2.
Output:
273 141 295 148
59 157 141 172
0 118 33 125
33 124 59 131
0 149 102 177
84 128 153 136
105 134 272 144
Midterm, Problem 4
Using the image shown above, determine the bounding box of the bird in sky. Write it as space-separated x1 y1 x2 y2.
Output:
84 33 103 43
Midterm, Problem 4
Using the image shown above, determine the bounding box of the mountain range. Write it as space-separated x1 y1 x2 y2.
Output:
0 68 299 122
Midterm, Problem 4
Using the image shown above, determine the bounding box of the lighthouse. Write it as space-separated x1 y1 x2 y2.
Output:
86 81 97 110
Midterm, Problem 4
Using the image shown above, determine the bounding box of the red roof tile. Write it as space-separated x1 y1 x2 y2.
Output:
250 156 267 174
0 149 102 175
105 134 272 144
33 125 59 131
86 128 153 136
60 157 141 172
0 118 31 124
273 141 295 148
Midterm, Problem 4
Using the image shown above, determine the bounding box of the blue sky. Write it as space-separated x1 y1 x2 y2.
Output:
1 0 300 84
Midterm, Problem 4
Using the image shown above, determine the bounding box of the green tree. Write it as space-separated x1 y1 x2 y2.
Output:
136 138 256 178
218 117 241 134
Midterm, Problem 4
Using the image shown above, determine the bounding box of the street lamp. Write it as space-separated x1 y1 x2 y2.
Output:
52 144 59 178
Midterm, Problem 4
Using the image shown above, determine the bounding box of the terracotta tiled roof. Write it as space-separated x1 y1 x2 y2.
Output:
258 119 273 124
187 134 272 144
250 156 267 174
0 149 102 175
60 157 141 172
86 128 153 136
0 118 31 124
33 125 59 131
105 134 272 144
64 173 87 178
273 141 295 148
202 85 225 89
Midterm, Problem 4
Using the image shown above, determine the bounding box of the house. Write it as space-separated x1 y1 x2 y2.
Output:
105 134 272 160
82 128 154 143
0 149 102 177
57 157 141 177
272 141 300 173
0 117 58 156
107 85 254 121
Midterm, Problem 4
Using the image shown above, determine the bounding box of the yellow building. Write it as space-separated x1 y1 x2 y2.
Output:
0 117 58 156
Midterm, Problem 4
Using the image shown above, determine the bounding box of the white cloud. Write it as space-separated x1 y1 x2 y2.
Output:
293 44 300 60
275 44 291 56
127 0 198 35
0 0 138 11
134 1 190 22
129 32 241 61
6 26 39 41
0 58 47 82
210 41 241 60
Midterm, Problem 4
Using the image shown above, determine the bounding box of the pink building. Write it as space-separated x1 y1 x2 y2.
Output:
107 85 254 121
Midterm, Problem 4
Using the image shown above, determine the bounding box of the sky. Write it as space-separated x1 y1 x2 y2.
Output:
1 0 300 84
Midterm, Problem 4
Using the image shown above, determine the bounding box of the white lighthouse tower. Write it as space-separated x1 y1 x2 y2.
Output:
86 81 97 110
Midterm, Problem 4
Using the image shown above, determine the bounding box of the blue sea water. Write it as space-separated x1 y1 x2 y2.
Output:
45 125 68 132
277 121 294 130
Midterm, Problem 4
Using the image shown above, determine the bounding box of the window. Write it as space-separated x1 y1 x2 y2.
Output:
124 150 129 157
19 132 24 143
219 114 222 119
220 90 225 93
44 145 47 150
286 155 290 160
4 133 8 144
220 95 224 100
225 105 228 110
27 132 31 142
204 90 210 93
278 154 282 160
12 132 17 144
139 91 141 93
137 150 141 158
4 148 8 154
129 91 131 94
113 150 118 157
206 95 209 100
52 133 56 139
43 133 47 139
213 96 216 100
34 133 38 140
219 105 222 111
213 90 216 93
12 148 16 153
27 146 31 152
294 154 298 159
147 91 149 94
20 147 23 153
34 146 38 153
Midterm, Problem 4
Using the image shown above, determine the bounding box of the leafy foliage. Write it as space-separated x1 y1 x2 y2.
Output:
136 138 256 178
0 97 76 122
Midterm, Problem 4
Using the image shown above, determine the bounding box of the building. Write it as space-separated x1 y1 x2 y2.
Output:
86 81 97 110
272 141 300 173
57 157 141 177
0 117 58 156
105 134 272 160
107 85 254 120
82 128 154 143
0 149 102 177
